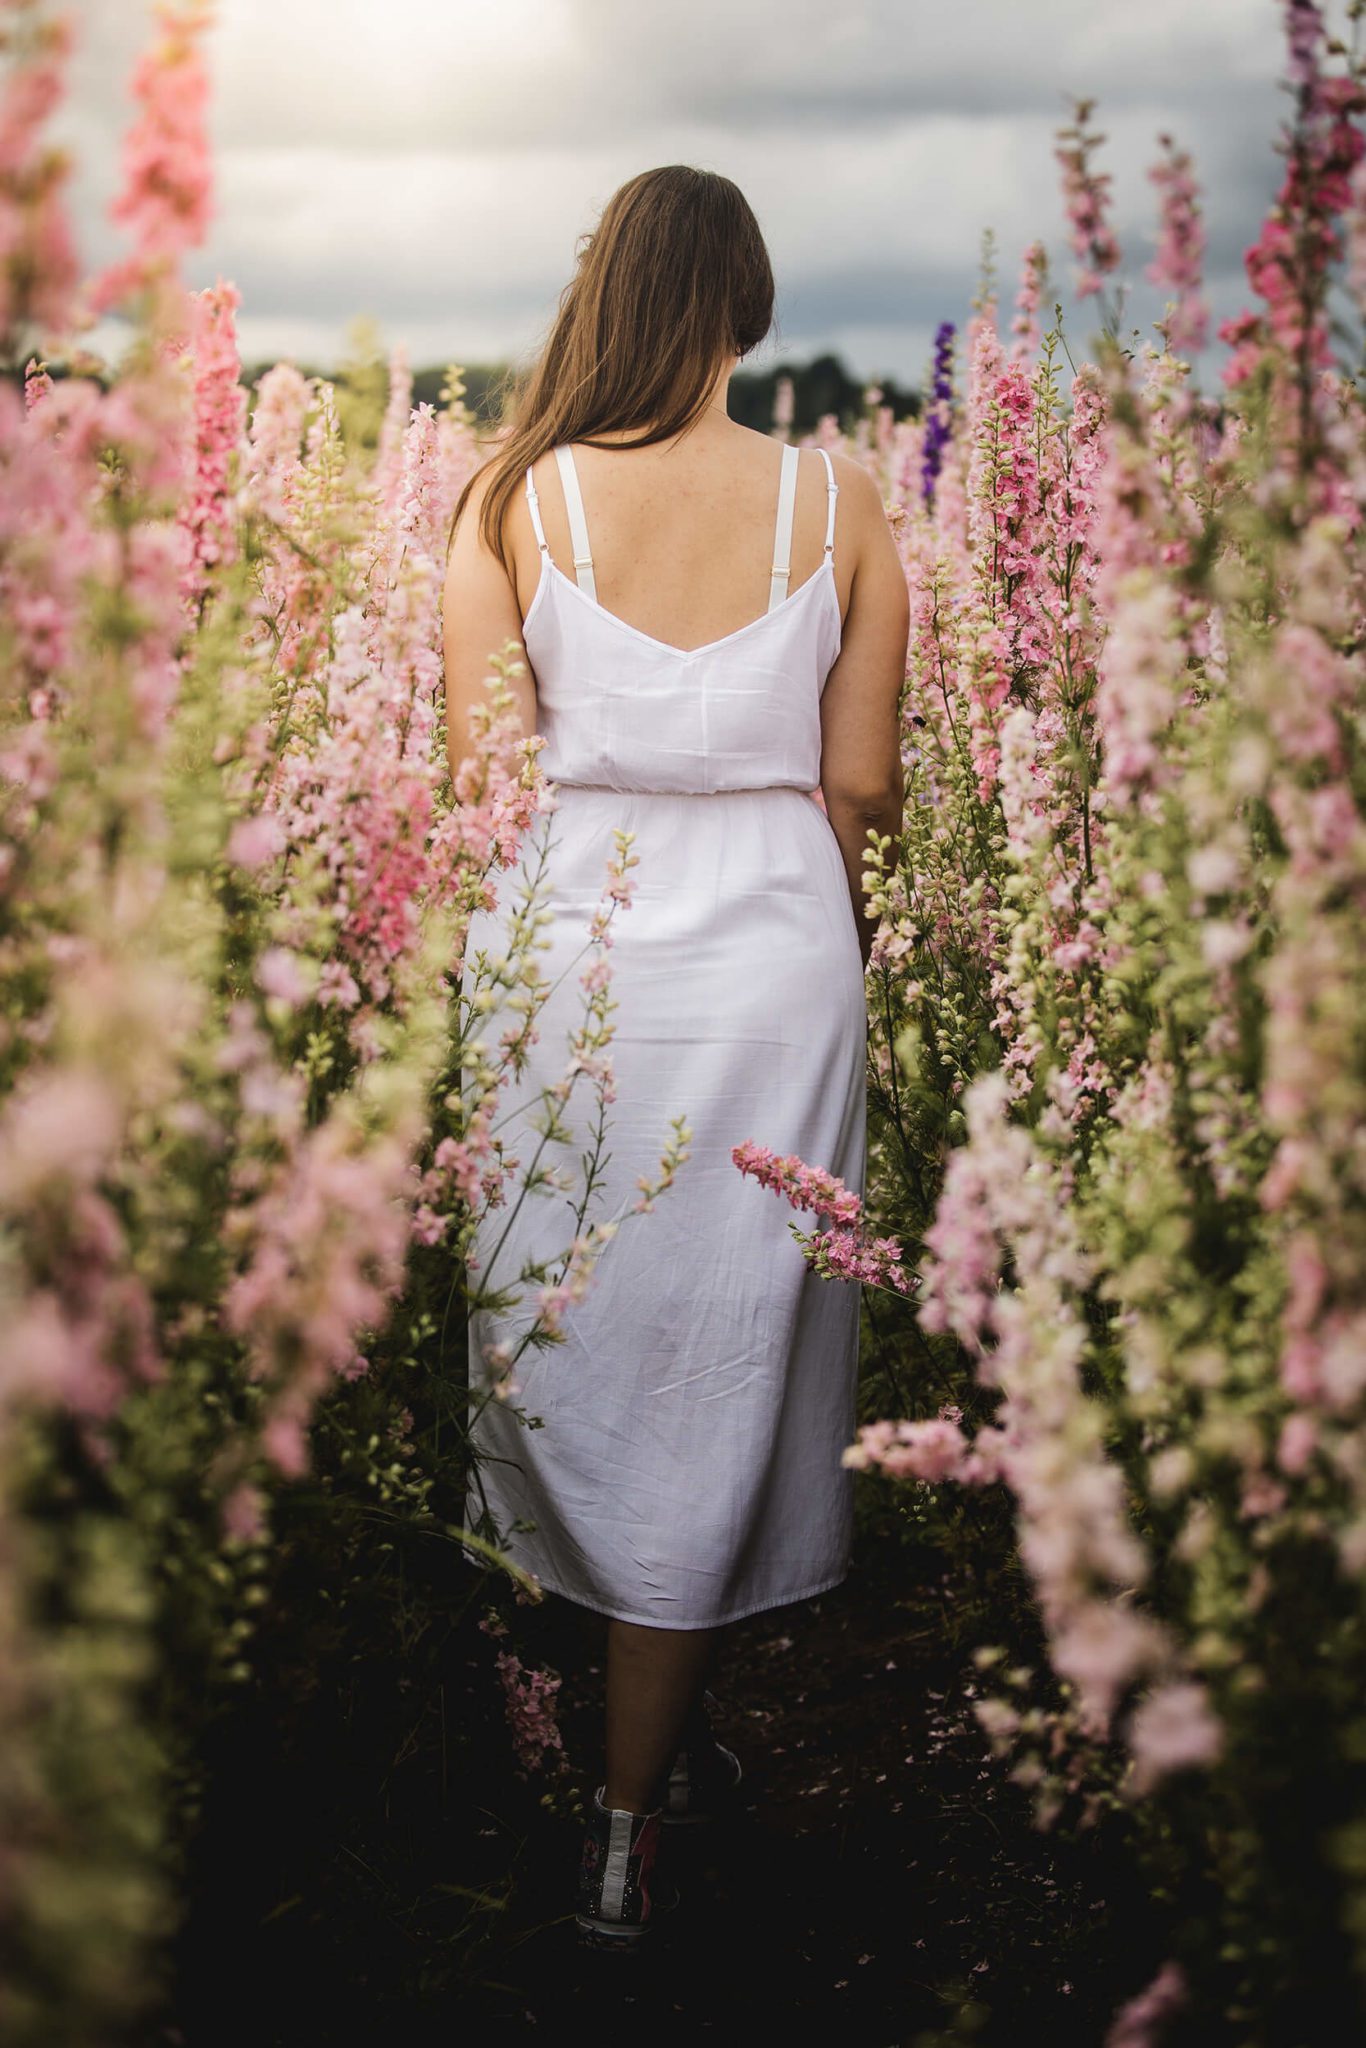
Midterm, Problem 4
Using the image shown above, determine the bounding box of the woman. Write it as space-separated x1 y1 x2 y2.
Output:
443 164 907 1947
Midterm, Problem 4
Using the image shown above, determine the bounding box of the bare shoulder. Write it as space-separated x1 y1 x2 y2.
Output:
727 418 784 456
822 449 885 522
452 454 499 532
824 452 906 630
446 453 513 577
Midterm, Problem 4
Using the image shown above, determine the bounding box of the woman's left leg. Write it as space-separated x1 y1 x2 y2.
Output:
603 1618 719 1814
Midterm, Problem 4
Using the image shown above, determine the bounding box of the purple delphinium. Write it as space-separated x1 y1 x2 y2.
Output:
921 321 956 510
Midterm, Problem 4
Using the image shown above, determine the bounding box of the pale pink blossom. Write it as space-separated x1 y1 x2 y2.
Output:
90 0 215 321
227 812 286 868
222 1482 267 1545
1146 134 1210 356
1277 1410 1319 1476
494 1649 566 1776
1105 1962 1188 2048
178 279 246 609
1127 1683 1223 1798
1055 97 1122 300
256 946 312 1008
843 1416 970 1482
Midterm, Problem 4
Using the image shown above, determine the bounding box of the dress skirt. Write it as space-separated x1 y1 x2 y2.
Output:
462 780 867 1629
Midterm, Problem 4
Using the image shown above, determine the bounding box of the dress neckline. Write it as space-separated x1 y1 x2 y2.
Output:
527 555 840 662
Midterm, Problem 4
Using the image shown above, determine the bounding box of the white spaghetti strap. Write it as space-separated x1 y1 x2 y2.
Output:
554 445 598 601
768 442 800 611
817 446 838 559
524 464 550 556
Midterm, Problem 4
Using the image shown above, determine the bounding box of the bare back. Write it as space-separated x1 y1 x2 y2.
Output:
511 420 856 654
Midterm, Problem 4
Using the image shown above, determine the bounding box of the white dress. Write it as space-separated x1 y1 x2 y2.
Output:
462 441 867 1629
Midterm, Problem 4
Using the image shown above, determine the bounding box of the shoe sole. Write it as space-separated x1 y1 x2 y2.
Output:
576 1914 651 1950
575 1878 681 1947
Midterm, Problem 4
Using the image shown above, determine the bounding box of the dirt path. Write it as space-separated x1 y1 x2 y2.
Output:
171 1510 1160 2045
453 1546 1155 2042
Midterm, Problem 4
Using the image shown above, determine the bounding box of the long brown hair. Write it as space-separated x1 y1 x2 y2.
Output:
453 166 775 568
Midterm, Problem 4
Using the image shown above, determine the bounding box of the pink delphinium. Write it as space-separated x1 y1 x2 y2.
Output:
916 1069 1188 1744
1104 1962 1188 2048
0 1066 160 1415
266 598 436 1021
371 341 413 521
222 1109 418 1437
731 1139 914 1296
1010 240 1047 362
534 1227 613 1335
494 1648 566 1776
362 399 446 732
22 354 52 413
961 305 1043 800
1276 1406 1319 1475
1218 1 1366 411
730 1140 862 1224
1087 387 1196 805
301 402 546 1052
843 1415 971 1482
221 1480 267 1545
90 0 215 326
1146 133 1209 358
1250 534 1366 1445
0 5 80 349
241 361 310 526
178 278 246 612
427 365 485 521
0 371 100 707
809 1226 915 1293
1346 156 1366 317
1054 97 1122 300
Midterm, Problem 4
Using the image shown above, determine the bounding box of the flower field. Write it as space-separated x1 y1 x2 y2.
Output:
2 0 1366 2040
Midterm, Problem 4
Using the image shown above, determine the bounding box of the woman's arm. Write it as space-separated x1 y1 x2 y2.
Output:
818 455 909 968
441 464 539 787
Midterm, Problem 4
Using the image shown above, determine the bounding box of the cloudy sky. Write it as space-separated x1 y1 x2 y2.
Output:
59 0 1350 388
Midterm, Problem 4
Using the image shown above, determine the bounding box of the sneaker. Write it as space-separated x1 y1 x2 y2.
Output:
663 1696 743 1827
575 1788 673 1948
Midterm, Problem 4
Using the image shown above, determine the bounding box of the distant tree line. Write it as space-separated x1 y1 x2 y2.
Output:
400 353 922 436
732 354 922 432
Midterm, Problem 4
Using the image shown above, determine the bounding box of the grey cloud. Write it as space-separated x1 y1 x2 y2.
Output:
775 258 970 338
573 0 1286 133
58 0 1346 382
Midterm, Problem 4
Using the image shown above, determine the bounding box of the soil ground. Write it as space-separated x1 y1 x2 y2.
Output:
175 1521 1159 2048
449 1544 1154 2045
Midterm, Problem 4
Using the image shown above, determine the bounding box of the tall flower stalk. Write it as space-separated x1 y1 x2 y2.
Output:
0 8 683 2037
845 4 1366 2032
